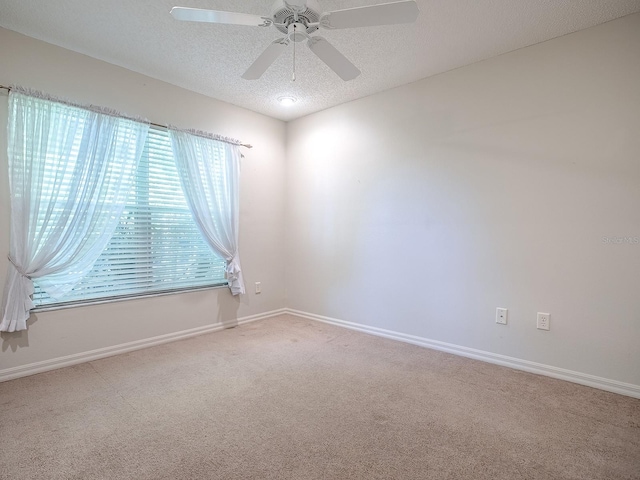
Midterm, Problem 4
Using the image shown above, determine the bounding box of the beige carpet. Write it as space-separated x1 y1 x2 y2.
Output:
1 314 639 479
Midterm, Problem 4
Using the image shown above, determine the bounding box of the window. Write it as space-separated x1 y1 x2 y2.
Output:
33 126 227 307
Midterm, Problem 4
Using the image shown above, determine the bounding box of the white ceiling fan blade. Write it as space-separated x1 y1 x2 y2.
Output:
170 7 268 27
307 37 361 81
242 40 289 80
321 0 419 29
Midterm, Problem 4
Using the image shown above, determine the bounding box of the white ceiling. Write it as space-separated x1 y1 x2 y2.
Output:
1 0 639 121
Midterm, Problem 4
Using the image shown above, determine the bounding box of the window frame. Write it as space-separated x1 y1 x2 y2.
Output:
31 124 229 311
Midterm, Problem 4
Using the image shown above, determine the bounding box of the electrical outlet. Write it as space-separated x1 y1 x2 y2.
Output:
255 282 261 294
537 312 550 330
496 307 508 325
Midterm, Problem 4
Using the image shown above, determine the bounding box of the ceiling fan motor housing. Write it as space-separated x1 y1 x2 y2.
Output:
272 0 321 34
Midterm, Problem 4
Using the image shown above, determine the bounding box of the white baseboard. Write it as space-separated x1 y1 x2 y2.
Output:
0 308 287 383
286 308 640 399
4 306 639 399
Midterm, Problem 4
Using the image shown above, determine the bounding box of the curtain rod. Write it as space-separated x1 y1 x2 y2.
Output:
0 84 252 149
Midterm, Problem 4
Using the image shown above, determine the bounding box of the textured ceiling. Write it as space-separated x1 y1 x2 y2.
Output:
1 0 639 121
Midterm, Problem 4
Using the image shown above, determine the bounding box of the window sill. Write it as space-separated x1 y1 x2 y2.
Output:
32 283 228 313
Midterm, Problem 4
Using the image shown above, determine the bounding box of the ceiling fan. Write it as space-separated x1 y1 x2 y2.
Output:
170 0 420 81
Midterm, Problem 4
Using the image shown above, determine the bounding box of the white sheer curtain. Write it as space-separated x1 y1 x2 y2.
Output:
0 90 149 332
168 129 245 295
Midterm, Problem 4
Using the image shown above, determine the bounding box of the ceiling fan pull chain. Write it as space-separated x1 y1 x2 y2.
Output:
292 24 297 82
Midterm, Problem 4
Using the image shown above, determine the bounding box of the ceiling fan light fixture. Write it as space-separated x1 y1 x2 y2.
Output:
278 96 297 106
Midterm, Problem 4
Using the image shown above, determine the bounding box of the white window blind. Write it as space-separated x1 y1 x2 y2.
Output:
33 126 227 307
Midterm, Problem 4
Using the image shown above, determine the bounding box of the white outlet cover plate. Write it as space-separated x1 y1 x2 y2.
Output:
496 308 508 325
537 312 550 330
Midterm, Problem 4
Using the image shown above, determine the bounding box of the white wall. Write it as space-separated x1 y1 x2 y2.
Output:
0 28 287 370
2 13 639 389
286 14 640 386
